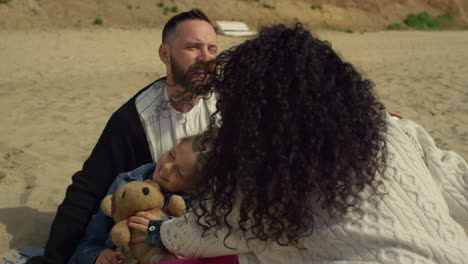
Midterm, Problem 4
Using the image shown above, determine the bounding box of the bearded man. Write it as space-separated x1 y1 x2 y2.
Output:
26 8 218 264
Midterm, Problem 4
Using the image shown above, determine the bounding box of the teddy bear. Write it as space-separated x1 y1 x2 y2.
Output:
100 179 187 264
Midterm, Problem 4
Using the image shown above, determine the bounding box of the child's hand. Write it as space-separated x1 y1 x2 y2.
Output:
127 211 159 243
95 249 126 264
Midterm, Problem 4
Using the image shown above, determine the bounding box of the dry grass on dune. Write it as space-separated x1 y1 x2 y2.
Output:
0 0 467 31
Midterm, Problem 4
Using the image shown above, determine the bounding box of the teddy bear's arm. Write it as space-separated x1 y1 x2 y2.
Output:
166 195 187 217
110 220 132 256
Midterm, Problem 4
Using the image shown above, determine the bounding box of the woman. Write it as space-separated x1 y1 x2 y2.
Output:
137 24 468 264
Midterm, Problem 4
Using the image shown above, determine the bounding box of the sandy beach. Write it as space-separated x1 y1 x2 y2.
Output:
1 0 468 258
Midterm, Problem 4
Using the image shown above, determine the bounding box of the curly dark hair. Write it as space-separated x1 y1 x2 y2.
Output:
193 24 388 248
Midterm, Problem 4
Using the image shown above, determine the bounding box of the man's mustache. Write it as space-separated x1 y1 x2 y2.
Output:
187 61 214 75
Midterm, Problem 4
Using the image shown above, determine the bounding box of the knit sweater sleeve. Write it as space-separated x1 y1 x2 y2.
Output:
397 118 468 228
159 211 255 259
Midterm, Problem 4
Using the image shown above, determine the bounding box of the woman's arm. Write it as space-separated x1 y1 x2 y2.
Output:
129 210 255 258
158 212 254 258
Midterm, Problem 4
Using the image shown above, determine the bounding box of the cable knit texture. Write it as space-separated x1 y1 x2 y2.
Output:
160 116 468 264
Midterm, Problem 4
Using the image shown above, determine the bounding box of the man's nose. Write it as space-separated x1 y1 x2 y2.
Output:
197 48 212 62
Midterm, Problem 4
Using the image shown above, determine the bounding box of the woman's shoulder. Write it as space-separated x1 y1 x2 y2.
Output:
385 115 428 159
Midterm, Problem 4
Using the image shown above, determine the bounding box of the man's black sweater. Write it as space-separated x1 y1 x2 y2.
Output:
27 82 155 264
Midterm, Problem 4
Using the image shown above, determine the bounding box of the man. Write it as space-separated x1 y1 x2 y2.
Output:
26 9 218 264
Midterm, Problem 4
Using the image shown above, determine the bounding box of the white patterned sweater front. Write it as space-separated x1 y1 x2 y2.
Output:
160 115 468 264
136 80 218 162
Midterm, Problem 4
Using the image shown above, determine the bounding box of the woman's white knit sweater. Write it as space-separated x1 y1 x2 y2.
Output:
160 116 468 264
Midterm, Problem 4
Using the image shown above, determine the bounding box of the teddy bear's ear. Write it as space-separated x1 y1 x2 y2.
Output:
143 179 161 191
100 195 113 216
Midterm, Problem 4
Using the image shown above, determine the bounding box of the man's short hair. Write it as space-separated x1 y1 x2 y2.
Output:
162 8 213 44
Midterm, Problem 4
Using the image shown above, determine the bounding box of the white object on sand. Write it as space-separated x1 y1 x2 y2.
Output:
0 248 44 264
215 21 256 37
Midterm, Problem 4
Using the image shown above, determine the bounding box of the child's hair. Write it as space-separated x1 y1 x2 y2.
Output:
179 128 218 182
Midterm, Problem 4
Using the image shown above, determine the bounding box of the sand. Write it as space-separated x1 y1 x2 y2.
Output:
1 27 467 256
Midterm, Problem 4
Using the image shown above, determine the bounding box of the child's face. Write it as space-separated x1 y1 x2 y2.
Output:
153 139 197 193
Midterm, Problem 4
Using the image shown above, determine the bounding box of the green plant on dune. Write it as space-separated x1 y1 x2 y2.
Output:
435 13 456 28
387 23 404 30
343 29 353 33
387 11 456 31
310 4 322 10
417 12 430 22
402 12 455 30
92 18 103 25
262 3 275 9
0 0 11 4
419 12 442 29
437 13 454 21
158 1 177 14
170 6 178 13
426 19 442 30
404 13 426 29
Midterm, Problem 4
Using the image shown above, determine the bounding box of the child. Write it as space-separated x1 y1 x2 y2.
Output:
68 130 214 264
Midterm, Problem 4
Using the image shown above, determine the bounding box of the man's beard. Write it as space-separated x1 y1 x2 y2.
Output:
170 55 211 91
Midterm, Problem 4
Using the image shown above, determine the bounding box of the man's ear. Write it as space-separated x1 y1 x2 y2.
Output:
159 44 170 65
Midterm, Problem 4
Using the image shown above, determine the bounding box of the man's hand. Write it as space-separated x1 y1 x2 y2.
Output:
95 249 126 264
127 211 159 244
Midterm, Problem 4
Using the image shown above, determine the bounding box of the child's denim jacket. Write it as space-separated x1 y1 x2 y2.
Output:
68 163 190 264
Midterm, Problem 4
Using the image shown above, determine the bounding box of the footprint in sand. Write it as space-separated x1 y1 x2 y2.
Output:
0 171 6 182
1 147 38 204
3 148 24 160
